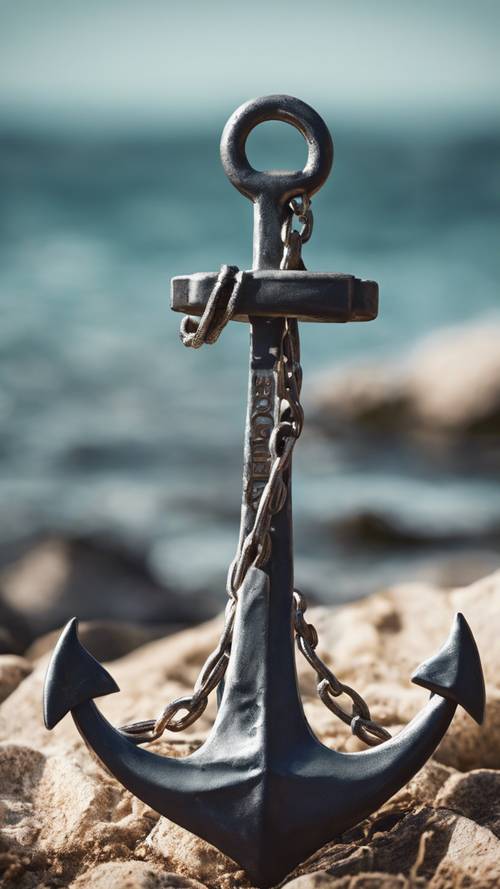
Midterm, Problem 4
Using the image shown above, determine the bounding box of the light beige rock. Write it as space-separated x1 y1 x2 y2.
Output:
144 819 245 885
26 620 176 663
286 872 407 888
430 815 500 888
0 534 197 649
311 319 500 438
0 570 499 888
434 768 500 837
69 861 208 888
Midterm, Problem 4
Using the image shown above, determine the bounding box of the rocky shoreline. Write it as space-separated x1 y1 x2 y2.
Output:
0 533 214 655
0 569 498 888
310 320 500 444
3 319 500 641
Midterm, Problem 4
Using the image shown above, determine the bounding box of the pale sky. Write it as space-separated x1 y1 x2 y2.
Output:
0 0 499 129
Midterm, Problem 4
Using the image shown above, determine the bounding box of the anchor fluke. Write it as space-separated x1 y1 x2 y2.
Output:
43 618 119 730
411 612 485 725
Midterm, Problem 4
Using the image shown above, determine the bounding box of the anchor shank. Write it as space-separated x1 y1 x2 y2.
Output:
235 191 309 746
252 193 285 270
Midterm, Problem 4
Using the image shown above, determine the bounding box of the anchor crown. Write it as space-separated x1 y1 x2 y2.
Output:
43 571 485 888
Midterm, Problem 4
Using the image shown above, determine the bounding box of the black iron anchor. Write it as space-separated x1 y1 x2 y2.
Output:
43 96 485 888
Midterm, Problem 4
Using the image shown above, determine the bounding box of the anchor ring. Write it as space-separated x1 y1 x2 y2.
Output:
220 94 334 205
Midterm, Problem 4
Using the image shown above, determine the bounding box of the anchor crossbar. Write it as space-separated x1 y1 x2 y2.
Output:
171 270 378 323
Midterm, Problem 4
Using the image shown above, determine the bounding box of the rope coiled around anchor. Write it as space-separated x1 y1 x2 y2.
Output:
179 264 245 348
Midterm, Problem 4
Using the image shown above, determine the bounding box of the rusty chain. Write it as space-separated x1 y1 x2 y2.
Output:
293 591 391 746
120 194 390 747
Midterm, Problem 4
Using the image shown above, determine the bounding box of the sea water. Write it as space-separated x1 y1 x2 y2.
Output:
1 121 499 604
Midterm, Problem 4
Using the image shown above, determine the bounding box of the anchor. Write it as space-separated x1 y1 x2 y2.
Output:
43 96 485 888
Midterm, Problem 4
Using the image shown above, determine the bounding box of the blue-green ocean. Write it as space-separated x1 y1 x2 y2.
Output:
1 121 500 606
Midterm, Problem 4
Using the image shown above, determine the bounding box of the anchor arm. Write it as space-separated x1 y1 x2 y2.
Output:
292 610 485 842
70 700 262 845
43 574 485 889
43 614 264 868
220 606 484 886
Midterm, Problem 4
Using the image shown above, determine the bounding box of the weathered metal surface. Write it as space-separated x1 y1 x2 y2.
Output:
43 95 486 887
171 270 378 323
221 94 333 269
44 573 485 887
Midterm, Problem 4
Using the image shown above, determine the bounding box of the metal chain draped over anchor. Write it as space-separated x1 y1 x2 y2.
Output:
293 592 391 746
120 195 390 747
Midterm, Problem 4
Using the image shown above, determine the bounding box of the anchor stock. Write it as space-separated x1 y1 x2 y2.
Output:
43 95 486 887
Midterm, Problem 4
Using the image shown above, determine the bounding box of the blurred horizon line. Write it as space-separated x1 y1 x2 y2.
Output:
1 100 499 141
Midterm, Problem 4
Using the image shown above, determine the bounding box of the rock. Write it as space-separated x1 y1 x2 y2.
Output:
0 570 499 888
0 595 31 654
311 319 500 441
0 534 207 649
286 874 407 888
288 808 500 887
431 815 500 888
26 620 180 663
0 655 32 703
0 626 24 656
144 819 246 885
332 510 500 551
305 321 500 602
69 862 208 888
435 768 500 837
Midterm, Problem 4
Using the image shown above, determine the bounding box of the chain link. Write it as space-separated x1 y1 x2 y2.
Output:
226 319 301 599
293 591 391 746
119 194 390 748
280 194 313 272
